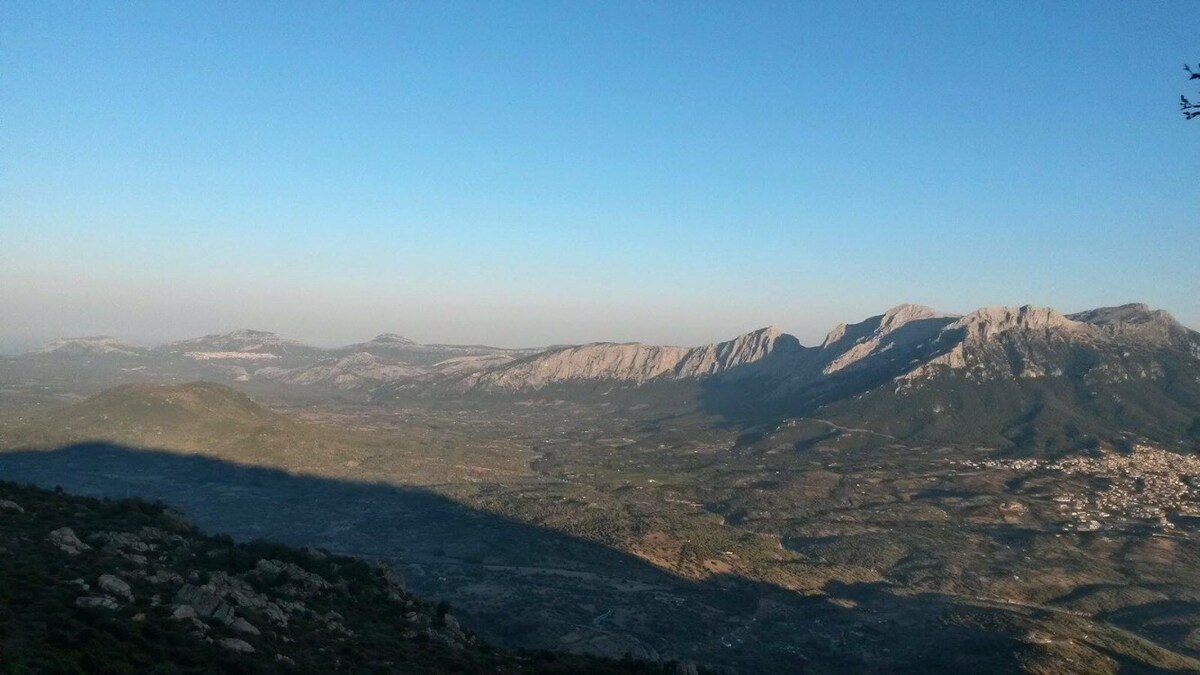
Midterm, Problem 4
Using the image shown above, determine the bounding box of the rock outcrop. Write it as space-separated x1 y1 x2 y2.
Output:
675 326 800 379
947 305 1082 340
1068 303 1196 346
818 304 956 375
464 327 800 391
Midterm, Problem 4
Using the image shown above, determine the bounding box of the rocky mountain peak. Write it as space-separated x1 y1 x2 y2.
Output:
34 336 143 357
821 304 950 351
1068 303 1179 327
724 325 791 354
1069 303 1150 324
224 329 279 339
750 325 783 338
367 333 416 345
816 305 956 375
879 304 943 332
821 323 849 348
948 305 1081 340
162 329 315 357
680 326 801 378
1067 304 1192 346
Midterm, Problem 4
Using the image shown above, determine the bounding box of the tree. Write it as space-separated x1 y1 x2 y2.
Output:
1182 64 1200 119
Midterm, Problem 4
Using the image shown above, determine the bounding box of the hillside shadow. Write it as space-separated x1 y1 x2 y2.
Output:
0 442 1052 673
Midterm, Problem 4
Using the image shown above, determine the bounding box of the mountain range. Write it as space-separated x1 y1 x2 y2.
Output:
15 302 1200 453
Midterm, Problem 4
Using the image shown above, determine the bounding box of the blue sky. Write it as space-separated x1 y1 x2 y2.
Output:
1 1 1197 350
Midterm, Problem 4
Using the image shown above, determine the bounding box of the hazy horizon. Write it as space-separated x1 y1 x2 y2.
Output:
3 2 1197 354
2 297 1195 357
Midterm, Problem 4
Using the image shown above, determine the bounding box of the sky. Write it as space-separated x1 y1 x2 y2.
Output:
2 1 1198 352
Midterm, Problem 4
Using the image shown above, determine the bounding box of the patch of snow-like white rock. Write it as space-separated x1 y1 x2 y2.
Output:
186 351 280 361
428 354 516 376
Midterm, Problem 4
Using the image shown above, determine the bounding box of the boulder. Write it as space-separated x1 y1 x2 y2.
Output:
98 574 132 600
175 584 236 624
262 602 290 626
218 638 255 654
0 499 23 513
230 617 261 635
171 605 198 620
48 527 90 555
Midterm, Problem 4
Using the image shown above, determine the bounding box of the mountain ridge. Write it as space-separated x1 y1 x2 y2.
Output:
20 303 1200 450
27 302 1198 362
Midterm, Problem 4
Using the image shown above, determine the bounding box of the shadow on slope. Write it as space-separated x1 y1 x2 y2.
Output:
697 318 963 428
0 443 1192 674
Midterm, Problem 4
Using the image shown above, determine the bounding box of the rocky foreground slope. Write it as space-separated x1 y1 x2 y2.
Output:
0 480 693 674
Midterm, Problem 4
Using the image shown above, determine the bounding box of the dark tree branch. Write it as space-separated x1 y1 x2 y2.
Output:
1184 65 1200 119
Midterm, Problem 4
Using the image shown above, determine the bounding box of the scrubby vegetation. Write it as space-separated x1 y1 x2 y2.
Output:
0 481 697 674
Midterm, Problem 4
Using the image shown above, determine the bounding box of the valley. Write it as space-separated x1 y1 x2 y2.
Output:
2 302 1200 672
